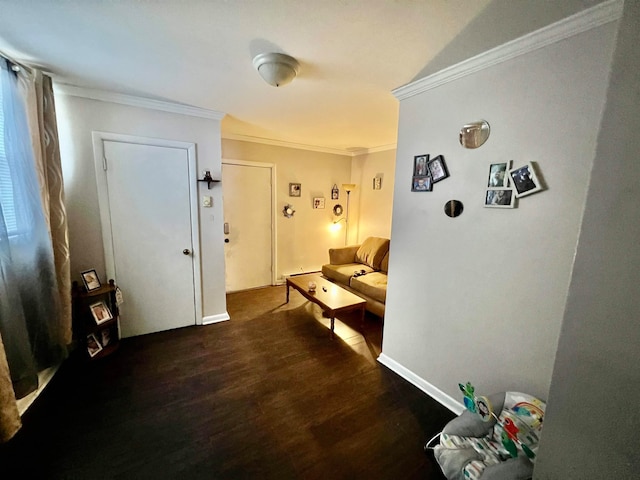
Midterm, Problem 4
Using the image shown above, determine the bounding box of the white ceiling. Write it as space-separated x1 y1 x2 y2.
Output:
0 0 601 153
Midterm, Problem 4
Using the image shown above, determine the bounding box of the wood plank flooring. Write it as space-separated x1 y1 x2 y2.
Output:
0 285 454 479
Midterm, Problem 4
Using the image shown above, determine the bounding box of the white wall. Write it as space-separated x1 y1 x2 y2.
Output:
351 149 396 242
534 1 640 478
382 19 617 404
55 94 227 319
222 139 353 279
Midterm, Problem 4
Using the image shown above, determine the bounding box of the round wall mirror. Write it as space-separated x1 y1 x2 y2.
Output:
333 204 343 216
459 120 490 149
444 200 464 218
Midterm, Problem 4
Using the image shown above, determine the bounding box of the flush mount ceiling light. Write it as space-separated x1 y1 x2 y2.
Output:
253 52 300 87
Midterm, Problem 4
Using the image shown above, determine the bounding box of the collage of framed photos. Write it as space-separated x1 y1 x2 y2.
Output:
411 154 449 192
484 161 542 208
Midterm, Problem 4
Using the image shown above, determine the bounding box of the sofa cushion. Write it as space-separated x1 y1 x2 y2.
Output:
380 251 389 273
350 272 387 303
354 237 390 270
322 263 375 285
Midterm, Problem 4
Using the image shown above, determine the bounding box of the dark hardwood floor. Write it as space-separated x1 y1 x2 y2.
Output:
1 285 453 479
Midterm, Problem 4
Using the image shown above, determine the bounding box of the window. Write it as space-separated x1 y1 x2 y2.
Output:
0 66 20 235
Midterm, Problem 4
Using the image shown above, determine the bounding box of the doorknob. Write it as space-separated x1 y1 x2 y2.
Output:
183 249 191 255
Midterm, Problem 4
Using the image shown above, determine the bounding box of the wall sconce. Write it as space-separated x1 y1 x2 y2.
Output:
198 170 220 189
283 204 295 218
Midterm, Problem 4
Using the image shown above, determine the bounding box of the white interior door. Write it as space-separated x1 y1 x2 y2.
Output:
222 162 273 292
101 139 198 337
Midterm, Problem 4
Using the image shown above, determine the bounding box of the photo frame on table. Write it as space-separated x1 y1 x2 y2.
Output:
90 301 113 325
428 155 449 183
414 154 429 176
508 163 542 198
411 176 432 192
81 269 101 292
289 183 301 197
484 188 515 209
487 161 511 188
313 197 325 209
86 333 103 357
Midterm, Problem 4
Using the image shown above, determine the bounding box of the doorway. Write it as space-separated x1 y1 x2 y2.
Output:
93 133 202 337
222 160 275 292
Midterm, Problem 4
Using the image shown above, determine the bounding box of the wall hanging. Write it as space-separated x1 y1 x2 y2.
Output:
508 163 543 198
283 204 295 218
331 184 339 200
459 120 490 148
313 198 325 209
289 183 301 197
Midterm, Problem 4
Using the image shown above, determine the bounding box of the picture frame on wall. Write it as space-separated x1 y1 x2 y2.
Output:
411 176 432 192
428 155 449 183
81 269 101 292
484 188 515 208
313 197 325 209
487 161 511 188
289 183 301 197
508 163 542 198
414 154 429 176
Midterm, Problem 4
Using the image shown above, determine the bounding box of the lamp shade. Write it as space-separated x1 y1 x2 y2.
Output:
253 53 300 87
342 183 356 193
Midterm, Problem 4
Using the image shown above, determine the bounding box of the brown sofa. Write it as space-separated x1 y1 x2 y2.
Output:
321 237 390 317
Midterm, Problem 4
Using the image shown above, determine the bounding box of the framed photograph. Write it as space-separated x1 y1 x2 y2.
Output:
313 197 325 209
289 183 301 197
90 301 113 325
100 328 112 347
414 154 429 176
373 176 382 190
508 163 542 198
487 161 511 188
86 333 103 358
484 188 515 208
411 176 432 192
428 155 449 183
81 269 101 292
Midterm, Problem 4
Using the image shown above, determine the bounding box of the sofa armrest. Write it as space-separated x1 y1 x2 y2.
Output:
328 245 360 265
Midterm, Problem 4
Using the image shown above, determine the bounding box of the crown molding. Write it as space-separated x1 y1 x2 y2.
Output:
222 133 395 157
53 83 226 120
393 0 623 100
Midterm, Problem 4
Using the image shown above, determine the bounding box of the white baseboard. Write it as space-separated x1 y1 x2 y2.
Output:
377 353 464 415
202 312 230 325
16 365 60 416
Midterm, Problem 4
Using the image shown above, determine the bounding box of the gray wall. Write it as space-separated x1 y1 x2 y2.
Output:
382 13 617 404
534 1 640 478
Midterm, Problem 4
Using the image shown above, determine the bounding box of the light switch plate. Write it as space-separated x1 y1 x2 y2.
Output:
202 196 212 207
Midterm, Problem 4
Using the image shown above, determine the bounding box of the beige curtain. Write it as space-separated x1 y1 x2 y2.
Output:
0 65 71 443
20 69 72 345
0 332 21 442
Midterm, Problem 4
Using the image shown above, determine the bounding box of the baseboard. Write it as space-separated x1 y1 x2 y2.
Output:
16 365 60 416
202 312 230 325
377 353 464 415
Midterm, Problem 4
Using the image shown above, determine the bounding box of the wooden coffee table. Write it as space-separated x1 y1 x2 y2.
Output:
286 273 366 337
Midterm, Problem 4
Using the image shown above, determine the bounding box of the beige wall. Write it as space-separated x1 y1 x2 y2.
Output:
221 140 396 280
55 94 227 320
351 149 396 242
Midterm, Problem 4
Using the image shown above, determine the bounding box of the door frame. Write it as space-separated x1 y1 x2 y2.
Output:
91 131 203 325
222 158 277 287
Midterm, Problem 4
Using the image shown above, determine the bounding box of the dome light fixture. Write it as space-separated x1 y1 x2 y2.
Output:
253 52 300 87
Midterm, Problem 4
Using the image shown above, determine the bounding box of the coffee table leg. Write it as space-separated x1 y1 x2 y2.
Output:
330 315 335 338
286 281 290 303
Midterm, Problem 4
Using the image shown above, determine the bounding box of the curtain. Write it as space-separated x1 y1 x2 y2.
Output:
0 331 21 442
21 68 72 345
0 58 68 441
